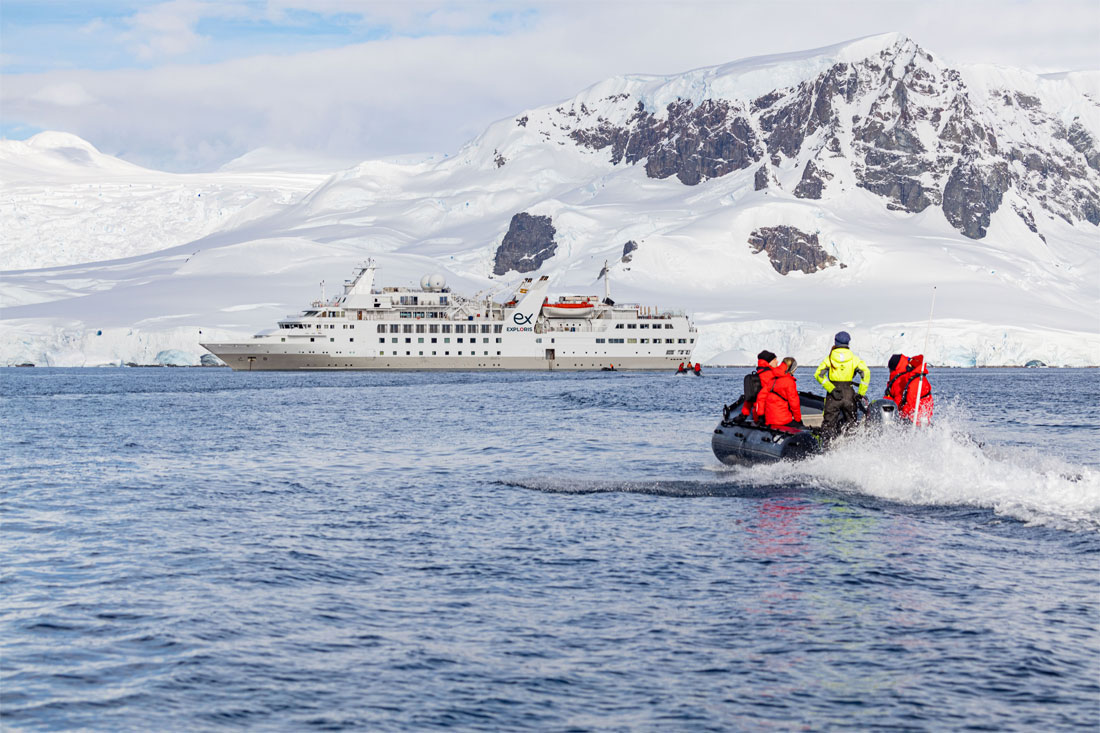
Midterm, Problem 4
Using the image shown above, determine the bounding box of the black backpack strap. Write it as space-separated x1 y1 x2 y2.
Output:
899 371 931 410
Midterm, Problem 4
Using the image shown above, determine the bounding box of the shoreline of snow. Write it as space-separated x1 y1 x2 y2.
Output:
2 317 1095 368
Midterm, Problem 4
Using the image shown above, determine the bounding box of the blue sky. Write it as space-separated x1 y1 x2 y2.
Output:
2 1 1097 171
1 1 537 72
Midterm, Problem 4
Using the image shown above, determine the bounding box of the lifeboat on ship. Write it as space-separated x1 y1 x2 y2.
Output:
542 296 598 319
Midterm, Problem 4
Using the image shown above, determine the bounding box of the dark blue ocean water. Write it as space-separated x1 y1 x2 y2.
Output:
2 367 1098 731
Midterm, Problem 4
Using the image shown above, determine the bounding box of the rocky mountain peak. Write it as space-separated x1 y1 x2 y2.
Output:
501 34 1097 243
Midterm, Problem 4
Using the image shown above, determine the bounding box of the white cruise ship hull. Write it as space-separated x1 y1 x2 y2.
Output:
201 343 681 371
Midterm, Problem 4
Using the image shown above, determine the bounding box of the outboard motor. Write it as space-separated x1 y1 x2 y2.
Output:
863 398 898 424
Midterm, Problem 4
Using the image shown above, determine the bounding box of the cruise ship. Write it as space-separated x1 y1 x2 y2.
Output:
201 260 697 371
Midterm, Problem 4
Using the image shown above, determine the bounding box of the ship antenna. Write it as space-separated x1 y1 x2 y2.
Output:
320 280 326 303
603 260 610 303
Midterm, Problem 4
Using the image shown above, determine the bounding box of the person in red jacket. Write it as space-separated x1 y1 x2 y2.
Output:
885 353 934 425
764 357 803 429
740 350 778 420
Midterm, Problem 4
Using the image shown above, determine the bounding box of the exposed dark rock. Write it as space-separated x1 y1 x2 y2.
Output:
1067 120 1100 172
748 226 839 275
942 156 1010 238
1014 92 1041 110
857 148 936 211
493 213 557 276
515 115 528 128
1013 205 1046 243
794 160 832 199
570 98 760 186
493 149 506 168
621 240 638 263
754 165 769 190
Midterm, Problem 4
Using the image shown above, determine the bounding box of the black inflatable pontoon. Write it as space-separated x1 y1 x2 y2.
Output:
712 391 898 465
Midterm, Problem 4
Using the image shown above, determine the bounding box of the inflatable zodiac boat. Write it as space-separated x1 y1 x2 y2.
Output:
711 392 898 465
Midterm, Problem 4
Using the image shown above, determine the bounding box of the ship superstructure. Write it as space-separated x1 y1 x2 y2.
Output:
201 260 697 370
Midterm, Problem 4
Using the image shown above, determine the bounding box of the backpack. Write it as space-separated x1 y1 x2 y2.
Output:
743 370 762 405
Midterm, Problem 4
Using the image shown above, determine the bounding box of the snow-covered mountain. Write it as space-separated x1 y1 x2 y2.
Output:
2 34 1098 367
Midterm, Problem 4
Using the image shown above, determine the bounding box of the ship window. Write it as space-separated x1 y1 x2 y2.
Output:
678 339 686 343
403 325 412 333
535 338 542 343
445 351 450 355
615 324 624 329
493 325 502 333
405 338 411 343
416 324 425 333
628 338 637 344
458 351 462 355
431 337 437 343
484 351 488 356
641 339 649 344
627 324 636 329
310 337 315 342
481 325 490 333
440 296 448 305
392 338 398 343
419 351 423 356
377 325 385 333
349 338 354 343
349 325 354 329
665 324 674 329
281 338 285 342
444 338 450 343
406 351 410 355
442 325 452 333
596 338 605 343
330 338 335 342
496 351 501 356
389 324 399 333
455 324 465 333
418 338 424 343
495 338 501 343
690 339 695 343
640 323 649 329
432 351 437 355
379 338 385 344
429 324 439 333
667 350 675 355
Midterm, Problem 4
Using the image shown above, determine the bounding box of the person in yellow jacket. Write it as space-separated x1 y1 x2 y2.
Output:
814 330 871 438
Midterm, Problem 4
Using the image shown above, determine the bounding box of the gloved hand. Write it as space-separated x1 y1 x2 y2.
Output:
860 396 870 411
830 389 842 400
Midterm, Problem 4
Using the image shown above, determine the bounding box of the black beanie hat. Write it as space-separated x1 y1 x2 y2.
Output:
888 354 902 371
757 350 776 363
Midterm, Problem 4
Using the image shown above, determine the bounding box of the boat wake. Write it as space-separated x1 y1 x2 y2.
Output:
727 408 1100 532
506 404 1100 533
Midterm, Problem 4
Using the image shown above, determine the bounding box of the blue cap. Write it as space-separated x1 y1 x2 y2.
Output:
834 330 851 346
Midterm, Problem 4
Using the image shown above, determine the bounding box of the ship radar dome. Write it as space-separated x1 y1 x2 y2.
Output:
421 273 446 291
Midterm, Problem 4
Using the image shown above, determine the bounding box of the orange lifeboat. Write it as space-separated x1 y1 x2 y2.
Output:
542 299 597 319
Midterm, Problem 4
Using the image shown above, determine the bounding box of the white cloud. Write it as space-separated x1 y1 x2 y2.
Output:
121 0 252 60
29 82 98 107
2 0 1096 171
